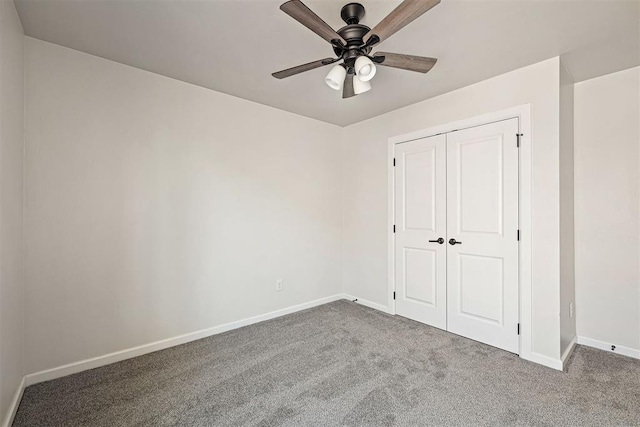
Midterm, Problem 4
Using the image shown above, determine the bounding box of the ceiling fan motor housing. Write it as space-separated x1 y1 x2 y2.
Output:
335 3 372 65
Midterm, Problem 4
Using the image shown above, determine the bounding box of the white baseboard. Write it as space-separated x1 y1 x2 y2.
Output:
577 336 640 360
2 376 25 427
521 351 563 371
343 294 392 314
561 336 577 369
24 294 346 386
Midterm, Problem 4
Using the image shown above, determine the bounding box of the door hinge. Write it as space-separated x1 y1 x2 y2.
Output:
393 225 396 233
517 323 520 335
517 229 520 241
516 133 523 147
393 291 396 300
393 158 396 167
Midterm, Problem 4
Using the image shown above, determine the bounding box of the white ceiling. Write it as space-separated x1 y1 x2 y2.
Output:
15 0 640 126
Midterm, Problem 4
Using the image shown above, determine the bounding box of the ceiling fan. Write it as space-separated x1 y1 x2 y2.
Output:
272 0 440 98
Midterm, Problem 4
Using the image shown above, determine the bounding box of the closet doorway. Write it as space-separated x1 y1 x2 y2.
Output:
393 118 520 354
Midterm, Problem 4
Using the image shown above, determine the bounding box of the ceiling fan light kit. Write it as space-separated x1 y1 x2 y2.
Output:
273 0 440 99
354 55 376 81
325 65 347 90
353 74 372 94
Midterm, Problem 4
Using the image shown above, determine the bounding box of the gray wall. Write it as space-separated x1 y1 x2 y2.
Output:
559 60 576 356
575 67 640 352
0 0 25 423
24 38 343 374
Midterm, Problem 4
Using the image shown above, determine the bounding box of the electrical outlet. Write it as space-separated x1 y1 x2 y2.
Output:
569 302 574 318
276 279 283 291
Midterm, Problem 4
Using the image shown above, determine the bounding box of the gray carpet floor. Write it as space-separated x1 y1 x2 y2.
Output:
13 300 640 426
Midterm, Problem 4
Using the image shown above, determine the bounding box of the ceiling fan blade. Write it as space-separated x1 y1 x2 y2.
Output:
280 0 346 45
272 58 338 79
373 52 437 73
343 73 356 98
365 0 440 45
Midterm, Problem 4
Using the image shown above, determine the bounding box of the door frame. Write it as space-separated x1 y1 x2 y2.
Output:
387 104 533 362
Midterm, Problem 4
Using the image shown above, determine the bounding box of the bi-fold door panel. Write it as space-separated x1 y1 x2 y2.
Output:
394 134 447 329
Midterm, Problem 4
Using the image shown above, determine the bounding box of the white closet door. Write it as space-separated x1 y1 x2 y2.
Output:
394 134 447 329
446 119 519 353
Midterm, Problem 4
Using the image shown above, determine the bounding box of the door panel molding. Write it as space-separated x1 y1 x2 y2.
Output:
403 148 437 231
457 252 504 325
457 134 504 236
403 247 437 306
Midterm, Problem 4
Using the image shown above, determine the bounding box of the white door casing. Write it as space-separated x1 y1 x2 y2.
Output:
445 118 519 353
394 134 447 329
